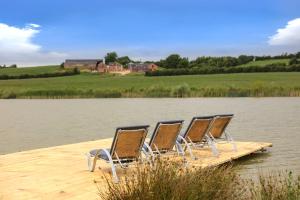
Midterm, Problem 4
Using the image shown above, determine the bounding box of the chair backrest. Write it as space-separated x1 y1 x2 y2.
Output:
110 125 149 160
210 114 234 138
149 120 184 152
183 116 215 143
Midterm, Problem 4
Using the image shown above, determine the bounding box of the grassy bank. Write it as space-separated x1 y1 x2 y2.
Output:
99 160 300 200
0 72 300 98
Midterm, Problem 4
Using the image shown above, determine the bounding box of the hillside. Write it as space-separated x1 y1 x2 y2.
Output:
237 59 290 67
0 65 62 76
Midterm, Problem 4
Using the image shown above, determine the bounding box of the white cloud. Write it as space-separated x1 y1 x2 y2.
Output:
0 23 66 67
269 18 300 46
0 23 41 53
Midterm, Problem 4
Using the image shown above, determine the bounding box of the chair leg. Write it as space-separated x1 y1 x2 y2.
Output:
205 135 219 157
225 131 237 152
175 141 184 156
143 142 155 162
228 139 237 152
86 153 98 172
177 135 197 160
142 148 153 167
101 149 119 183
232 142 237 152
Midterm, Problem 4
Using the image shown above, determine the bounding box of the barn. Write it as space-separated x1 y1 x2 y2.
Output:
64 59 104 71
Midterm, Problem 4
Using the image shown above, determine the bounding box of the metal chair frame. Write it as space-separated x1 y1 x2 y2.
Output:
177 116 219 159
143 120 186 163
86 126 149 183
208 114 237 152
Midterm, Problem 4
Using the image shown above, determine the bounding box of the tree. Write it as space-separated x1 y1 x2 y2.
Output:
190 56 210 68
105 52 118 64
296 52 300 58
8 64 17 68
177 57 189 68
164 54 182 68
117 56 131 66
155 60 165 68
289 57 298 65
238 55 253 65
60 62 64 69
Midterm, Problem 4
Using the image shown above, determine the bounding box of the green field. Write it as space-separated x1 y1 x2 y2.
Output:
237 59 289 67
0 65 62 76
0 71 300 98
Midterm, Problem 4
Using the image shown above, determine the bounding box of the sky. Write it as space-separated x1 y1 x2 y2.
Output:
0 0 300 66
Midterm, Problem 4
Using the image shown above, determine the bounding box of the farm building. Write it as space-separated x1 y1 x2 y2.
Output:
64 59 125 73
96 62 124 73
106 62 123 72
64 59 156 73
64 59 104 71
128 63 158 72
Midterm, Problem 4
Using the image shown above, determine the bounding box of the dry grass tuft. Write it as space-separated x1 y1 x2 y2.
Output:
99 160 247 200
98 160 300 200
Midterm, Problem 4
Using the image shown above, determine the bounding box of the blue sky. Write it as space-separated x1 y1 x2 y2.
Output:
0 0 300 66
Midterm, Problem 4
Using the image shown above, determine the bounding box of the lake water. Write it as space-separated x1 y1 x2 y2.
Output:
0 98 299 175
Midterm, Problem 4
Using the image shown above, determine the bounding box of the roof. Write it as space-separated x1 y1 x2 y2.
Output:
65 59 102 63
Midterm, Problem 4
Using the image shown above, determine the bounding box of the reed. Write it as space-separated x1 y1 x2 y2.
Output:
249 171 300 200
99 160 300 200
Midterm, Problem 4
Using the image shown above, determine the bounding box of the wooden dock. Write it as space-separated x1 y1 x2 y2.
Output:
0 139 272 200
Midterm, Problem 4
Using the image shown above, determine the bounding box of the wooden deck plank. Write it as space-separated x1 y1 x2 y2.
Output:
0 139 272 200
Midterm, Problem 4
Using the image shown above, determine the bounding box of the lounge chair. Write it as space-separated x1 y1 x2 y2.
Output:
177 116 219 159
143 120 184 161
86 125 149 182
209 114 237 151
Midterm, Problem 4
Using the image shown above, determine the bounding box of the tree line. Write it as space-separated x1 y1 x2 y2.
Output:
0 64 17 69
146 63 300 76
103 51 300 69
155 52 300 69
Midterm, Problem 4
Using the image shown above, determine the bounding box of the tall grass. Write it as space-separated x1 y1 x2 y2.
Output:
249 171 300 200
1 85 300 98
99 161 246 200
144 85 172 97
99 160 300 200
172 83 191 97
